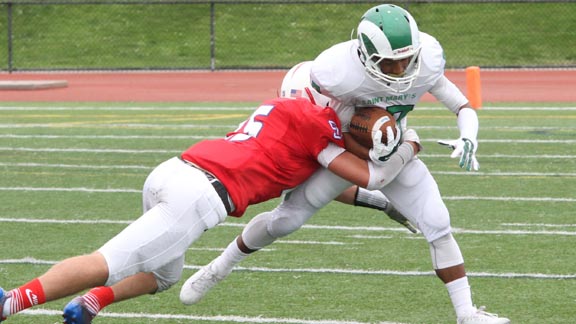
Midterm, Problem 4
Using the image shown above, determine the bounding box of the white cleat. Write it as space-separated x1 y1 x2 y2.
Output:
457 306 510 324
180 262 226 305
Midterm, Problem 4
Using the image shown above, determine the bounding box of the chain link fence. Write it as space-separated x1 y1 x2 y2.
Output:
0 0 574 72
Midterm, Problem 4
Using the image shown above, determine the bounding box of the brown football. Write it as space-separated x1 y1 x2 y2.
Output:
349 107 397 149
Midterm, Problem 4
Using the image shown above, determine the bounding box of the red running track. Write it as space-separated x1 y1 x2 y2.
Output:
0 69 574 103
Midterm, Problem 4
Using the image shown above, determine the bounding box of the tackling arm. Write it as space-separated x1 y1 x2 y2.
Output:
325 140 419 190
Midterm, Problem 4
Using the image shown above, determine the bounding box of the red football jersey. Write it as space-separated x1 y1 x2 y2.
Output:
182 97 344 217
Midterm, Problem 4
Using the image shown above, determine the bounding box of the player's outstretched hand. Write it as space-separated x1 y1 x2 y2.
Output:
437 138 479 171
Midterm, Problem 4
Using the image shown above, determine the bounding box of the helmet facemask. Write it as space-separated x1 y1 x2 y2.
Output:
356 4 422 93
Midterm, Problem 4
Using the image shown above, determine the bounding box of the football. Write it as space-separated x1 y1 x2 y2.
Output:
349 107 397 148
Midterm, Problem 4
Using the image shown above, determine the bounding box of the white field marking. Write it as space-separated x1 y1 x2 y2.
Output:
2 125 576 132
0 217 132 225
3 133 576 142
2 162 575 177
424 153 576 159
3 147 576 160
274 240 360 246
1 134 219 139
348 235 395 239
415 125 576 130
0 106 256 111
20 309 386 324
502 223 576 228
442 196 576 202
0 162 153 170
292 223 576 236
223 265 576 280
432 171 576 177
0 147 180 154
1 217 574 236
0 106 575 111
0 123 236 129
0 187 141 193
432 138 576 144
189 247 276 252
2 257 574 280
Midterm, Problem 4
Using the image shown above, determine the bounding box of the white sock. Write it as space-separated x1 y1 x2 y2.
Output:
210 238 249 277
445 277 476 317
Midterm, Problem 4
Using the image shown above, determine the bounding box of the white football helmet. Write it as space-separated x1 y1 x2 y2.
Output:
280 61 331 107
356 4 422 92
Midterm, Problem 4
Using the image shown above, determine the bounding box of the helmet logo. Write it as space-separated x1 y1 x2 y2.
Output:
394 46 413 55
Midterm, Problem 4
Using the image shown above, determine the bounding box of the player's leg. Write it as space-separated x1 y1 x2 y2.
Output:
0 252 109 322
62 272 158 324
382 159 509 323
180 168 352 305
59 157 226 322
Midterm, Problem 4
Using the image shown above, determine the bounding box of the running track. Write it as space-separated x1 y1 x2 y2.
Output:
0 69 575 103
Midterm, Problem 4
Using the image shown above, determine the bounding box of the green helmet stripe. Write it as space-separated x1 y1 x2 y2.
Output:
383 19 412 50
360 33 379 57
362 5 413 50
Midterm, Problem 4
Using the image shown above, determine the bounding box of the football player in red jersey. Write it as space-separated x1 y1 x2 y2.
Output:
0 77 420 323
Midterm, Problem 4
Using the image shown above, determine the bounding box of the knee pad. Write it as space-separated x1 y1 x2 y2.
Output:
267 191 317 238
429 233 464 269
241 212 277 250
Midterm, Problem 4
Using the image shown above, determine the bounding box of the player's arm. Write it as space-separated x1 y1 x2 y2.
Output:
430 76 480 171
321 139 419 190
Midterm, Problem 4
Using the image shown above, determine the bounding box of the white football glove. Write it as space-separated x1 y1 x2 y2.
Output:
368 125 401 164
437 137 480 171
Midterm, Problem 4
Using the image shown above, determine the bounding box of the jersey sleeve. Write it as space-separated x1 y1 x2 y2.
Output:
428 75 469 113
295 102 345 160
418 32 446 87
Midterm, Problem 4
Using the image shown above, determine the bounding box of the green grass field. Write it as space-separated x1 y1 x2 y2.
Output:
1 102 575 323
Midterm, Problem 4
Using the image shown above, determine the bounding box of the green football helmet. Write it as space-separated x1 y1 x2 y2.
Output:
356 4 422 92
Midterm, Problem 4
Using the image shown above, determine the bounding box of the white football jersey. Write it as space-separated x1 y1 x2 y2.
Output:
311 32 467 131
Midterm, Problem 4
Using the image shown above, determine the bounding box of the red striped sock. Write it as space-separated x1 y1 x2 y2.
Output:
7 278 46 315
81 286 115 315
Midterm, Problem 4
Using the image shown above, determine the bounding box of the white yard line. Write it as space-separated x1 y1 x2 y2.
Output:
0 257 573 280
21 308 389 324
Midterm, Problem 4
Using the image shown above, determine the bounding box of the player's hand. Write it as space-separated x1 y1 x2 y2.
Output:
369 125 401 164
384 204 418 234
437 138 480 171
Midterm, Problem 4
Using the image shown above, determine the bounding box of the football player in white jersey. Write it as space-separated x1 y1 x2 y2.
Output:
180 4 509 324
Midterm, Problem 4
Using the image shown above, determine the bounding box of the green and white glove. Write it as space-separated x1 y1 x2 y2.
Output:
368 125 401 164
437 137 479 171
